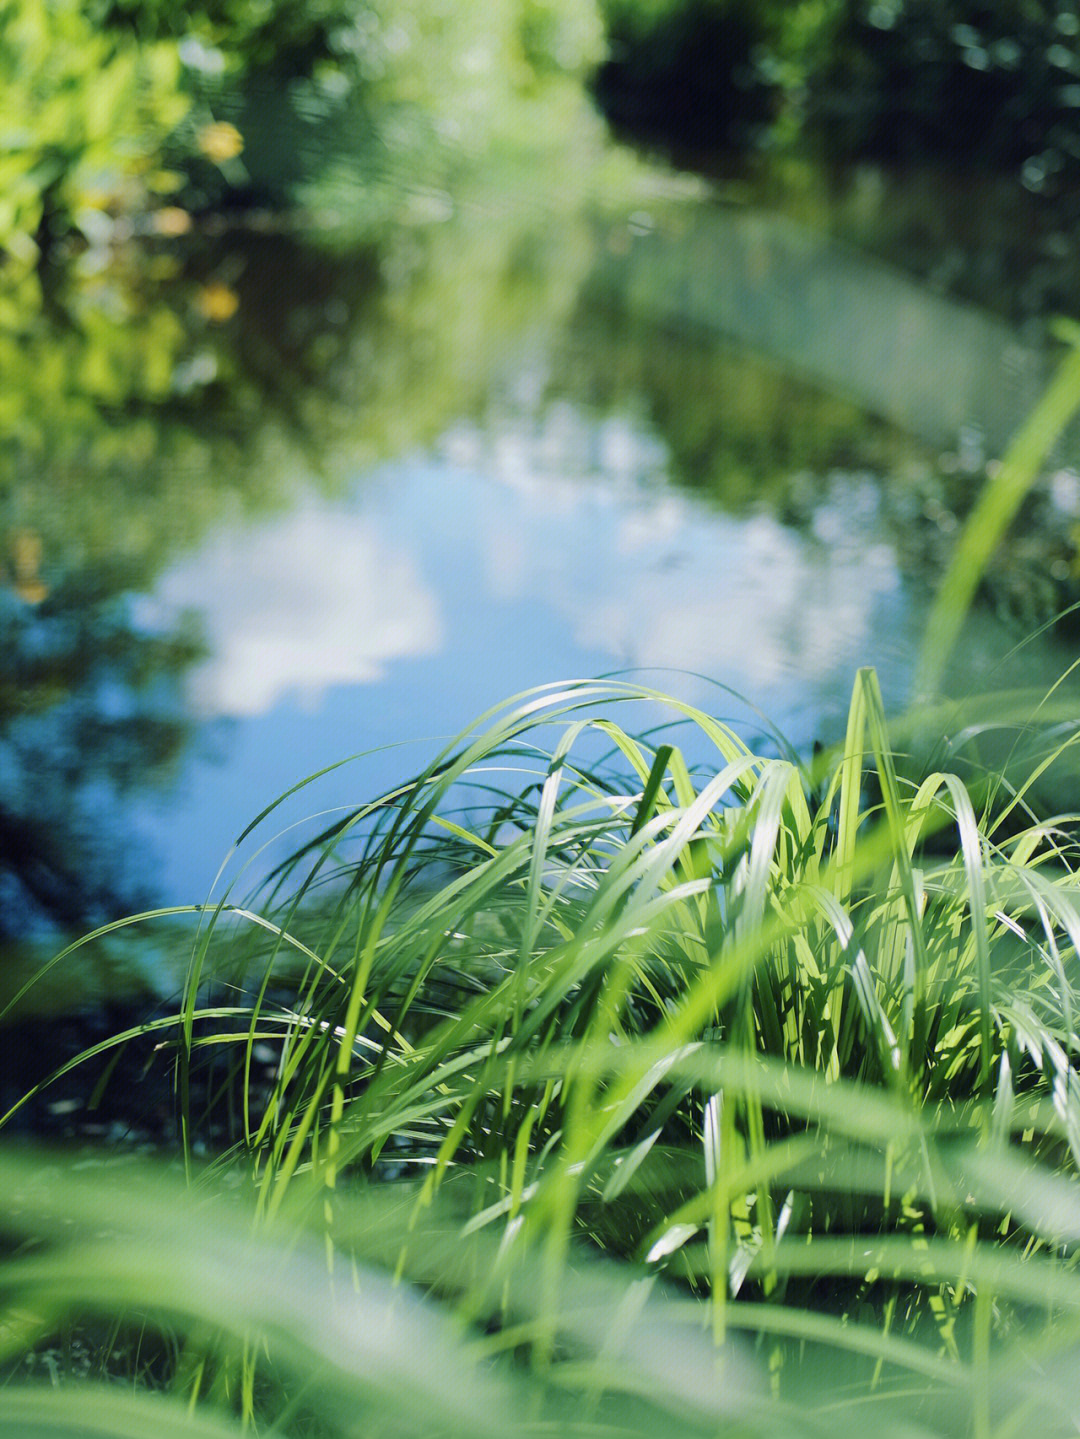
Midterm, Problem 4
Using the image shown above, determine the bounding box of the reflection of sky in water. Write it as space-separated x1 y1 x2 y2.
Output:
147 505 444 716
131 402 912 904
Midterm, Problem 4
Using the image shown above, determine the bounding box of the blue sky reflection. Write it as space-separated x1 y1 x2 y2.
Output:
131 403 913 905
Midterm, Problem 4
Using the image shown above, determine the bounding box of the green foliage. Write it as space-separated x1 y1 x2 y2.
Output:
7 670 1080 1433
593 0 781 146
7 1143 1051 1439
193 0 604 216
89 0 347 70
590 0 1080 178
0 0 605 261
176 673 1080 1191
775 0 1080 177
0 0 190 265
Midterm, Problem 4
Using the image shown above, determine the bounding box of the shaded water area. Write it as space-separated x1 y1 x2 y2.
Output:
5 132 1080 1029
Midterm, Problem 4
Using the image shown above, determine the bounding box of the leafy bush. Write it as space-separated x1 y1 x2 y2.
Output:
0 0 190 264
0 0 605 262
776 0 1080 180
593 0 782 146
589 0 1080 178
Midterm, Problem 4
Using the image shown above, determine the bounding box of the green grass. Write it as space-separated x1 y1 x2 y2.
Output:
6 669 1080 1436
5 332 1080 1437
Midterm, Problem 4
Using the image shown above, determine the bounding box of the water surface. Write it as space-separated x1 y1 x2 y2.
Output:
5 149 1080 985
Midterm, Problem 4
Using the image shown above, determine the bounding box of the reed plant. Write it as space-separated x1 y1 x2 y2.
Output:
7 667 1080 1436
5 337 1080 1438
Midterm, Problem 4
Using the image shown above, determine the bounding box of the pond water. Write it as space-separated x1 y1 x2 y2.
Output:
5 139 1080 997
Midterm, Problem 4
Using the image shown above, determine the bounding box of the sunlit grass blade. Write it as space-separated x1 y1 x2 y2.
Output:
918 327 1080 698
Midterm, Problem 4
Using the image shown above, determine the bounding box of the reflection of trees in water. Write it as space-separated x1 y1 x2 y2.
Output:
0 155 613 931
552 270 925 507
4 153 1078 938
0 233 387 935
547 234 1080 630
0 555 204 936
183 231 382 461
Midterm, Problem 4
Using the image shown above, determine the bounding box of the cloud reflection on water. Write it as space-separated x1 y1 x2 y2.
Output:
150 501 444 717
441 405 905 706
123 400 917 905
149 401 906 726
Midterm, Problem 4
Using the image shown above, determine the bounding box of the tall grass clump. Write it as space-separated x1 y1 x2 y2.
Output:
8 668 1080 1436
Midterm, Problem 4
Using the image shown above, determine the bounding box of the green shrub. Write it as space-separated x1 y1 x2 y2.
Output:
589 0 1080 178
592 0 782 147
0 0 190 265
779 0 1080 180
0 0 605 262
